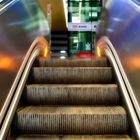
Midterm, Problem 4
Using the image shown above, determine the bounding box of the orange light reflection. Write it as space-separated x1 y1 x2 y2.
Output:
97 47 101 57
123 55 140 72
0 54 18 72
44 47 48 58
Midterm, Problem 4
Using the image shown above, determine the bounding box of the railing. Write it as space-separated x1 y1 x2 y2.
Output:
97 36 140 139
0 36 49 140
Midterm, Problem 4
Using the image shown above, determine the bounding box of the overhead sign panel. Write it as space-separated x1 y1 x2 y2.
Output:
68 22 98 32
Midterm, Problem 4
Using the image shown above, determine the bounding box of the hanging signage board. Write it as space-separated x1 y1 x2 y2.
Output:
68 23 91 31
68 22 98 32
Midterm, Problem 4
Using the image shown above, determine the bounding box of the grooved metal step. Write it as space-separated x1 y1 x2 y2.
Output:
24 84 120 105
31 67 113 84
51 34 68 39
52 40 68 44
12 106 128 134
10 56 133 139
16 135 132 140
51 47 68 51
37 58 108 67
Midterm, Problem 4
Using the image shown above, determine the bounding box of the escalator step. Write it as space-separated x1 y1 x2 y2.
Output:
24 84 120 105
37 58 108 67
51 40 68 45
16 135 132 140
13 106 128 134
31 67 113 84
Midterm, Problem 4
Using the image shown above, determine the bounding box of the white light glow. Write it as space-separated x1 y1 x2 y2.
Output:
60 50 67 54
107 28 114 32
112 17 122 22
60 56 66 59
72 17 80 23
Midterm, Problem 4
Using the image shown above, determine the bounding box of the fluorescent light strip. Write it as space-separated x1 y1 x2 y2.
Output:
0 0 20 14
60 56 66 59
128 0 140 12
63 0 68 27
60 50 67 54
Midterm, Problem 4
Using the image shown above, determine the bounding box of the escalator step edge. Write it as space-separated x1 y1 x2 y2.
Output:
15 135 132 140
31 67 113 84
24 84 120 105
37 57 109 67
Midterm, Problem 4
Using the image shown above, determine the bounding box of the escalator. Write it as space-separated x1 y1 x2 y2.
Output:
51 31 68 57
0 37 139 139
8 56 133 139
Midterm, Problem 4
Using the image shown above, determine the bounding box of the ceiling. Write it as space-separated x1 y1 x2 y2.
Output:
38 0 67 31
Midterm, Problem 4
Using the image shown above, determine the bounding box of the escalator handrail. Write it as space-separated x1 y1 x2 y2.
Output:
97 36 140 139
0 36 49 139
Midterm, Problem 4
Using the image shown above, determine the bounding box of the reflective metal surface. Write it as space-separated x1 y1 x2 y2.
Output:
97 37 140 139
98 0 140 106
0 0 49 112
0 47 40 140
